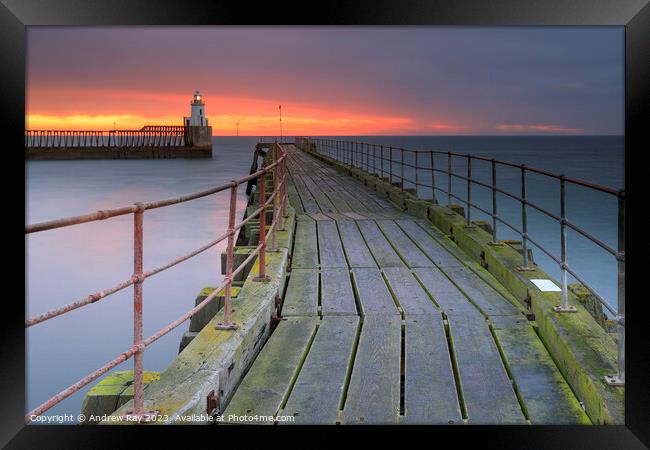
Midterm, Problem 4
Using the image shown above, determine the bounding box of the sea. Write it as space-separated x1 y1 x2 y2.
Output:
25 135 624 420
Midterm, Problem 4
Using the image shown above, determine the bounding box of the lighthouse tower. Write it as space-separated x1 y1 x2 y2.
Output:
185 90 209 127
183 89 212 151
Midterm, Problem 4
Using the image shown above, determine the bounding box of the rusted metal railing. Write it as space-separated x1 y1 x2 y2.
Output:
25 143 289 422
298 137 625 387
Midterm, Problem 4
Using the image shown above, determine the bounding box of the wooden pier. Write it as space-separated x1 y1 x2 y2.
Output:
222 145 591 424
65 139 622 426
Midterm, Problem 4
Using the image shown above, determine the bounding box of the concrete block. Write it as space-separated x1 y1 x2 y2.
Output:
80 371 160 423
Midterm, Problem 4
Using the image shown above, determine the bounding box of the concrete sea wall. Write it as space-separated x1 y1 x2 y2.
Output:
26 146 212 160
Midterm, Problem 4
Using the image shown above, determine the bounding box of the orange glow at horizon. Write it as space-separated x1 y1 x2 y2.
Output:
25 86 473 135
25 86 587 136
25 112 419 135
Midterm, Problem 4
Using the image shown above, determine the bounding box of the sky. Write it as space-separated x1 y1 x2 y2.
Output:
26 27 624 135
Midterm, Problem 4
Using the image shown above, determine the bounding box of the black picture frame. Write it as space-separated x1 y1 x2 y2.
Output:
3 0 647 447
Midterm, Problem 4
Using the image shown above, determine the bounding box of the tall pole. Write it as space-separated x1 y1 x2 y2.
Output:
279 105 282 143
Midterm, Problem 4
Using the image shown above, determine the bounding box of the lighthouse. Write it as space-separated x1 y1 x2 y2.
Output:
185 90 209 127
183 90 212 152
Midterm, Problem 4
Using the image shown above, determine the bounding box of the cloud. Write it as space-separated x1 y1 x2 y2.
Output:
25 28 623 135
495 124 585 134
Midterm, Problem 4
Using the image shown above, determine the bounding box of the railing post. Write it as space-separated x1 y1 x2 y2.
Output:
447 152 452 205
357 142 363 170
216 182 240 330
358 142 361 169
465 156 472 227
553 175 577 312
125 203 158 421
430 152 436 204
605 190 625 385
254 171 271 282
381 145 385 178
400 148 404 191
132 205 145 416
345 141 352 167
517 166 535 272
271 146 279 250
373 144 377 175
488 159 501 245
415 152 419 193
388 146 393 184
366 143 369 172
282 149 289 219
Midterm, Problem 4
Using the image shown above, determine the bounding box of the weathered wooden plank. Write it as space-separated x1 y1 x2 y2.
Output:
413 267 480 317
321 268 358 316
223 316 318 423
292 220 318 269
377 220 434 268
382 267 437 316
356 220 405 268
351 268 400 316
336 220 377 268
323 190 353 213
281 316 360 424
291 175 321 214
337 180 393 212
400 316 462 424
340 211 372 220
446 313 526 424
343 315 401 424
299 174 338 213
309 212 333 221
444 266 520 316
282 269 319 317
334 189 372 214
394 219 464 268
490 315 590 424
286 181 305 214
317 220 348 268
323 212 352 221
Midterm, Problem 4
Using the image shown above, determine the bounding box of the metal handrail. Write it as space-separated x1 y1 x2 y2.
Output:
25 143 290 422
298 137 625 387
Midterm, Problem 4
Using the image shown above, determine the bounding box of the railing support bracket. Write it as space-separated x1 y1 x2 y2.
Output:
215 322 239 331
603 375 624 386
553 305 577 313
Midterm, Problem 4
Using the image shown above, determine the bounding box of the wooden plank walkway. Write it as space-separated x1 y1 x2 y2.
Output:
223 145 589 425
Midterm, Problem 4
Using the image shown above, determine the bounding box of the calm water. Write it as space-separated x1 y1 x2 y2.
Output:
26 135 623 420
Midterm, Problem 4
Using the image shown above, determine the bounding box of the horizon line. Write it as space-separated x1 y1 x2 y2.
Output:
213 133 624 137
